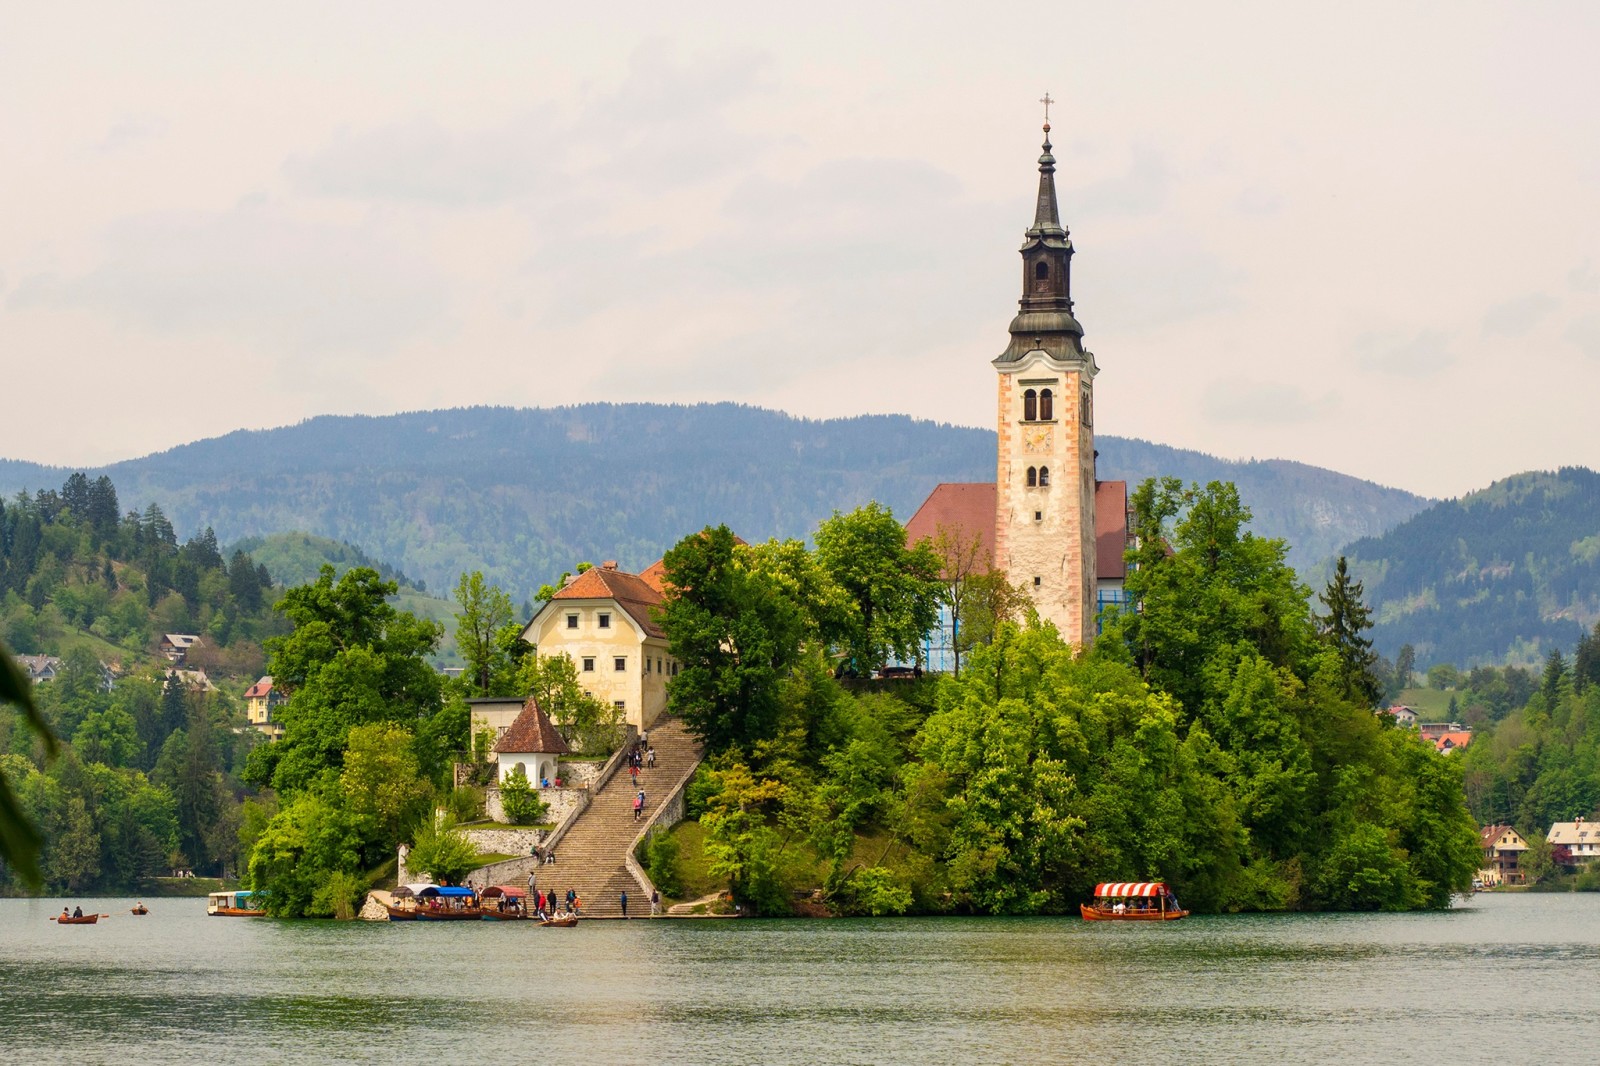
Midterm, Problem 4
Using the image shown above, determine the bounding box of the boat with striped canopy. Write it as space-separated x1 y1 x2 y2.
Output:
1080 882 1188 921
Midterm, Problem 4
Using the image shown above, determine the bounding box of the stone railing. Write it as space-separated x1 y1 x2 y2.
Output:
623 755 701 910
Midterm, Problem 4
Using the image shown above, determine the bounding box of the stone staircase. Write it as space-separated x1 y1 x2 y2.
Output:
526 716 701 918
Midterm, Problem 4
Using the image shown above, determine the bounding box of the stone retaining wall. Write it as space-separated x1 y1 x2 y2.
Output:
483 787 583 826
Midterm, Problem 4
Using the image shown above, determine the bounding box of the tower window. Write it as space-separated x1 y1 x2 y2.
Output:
1034 511 1042 522
1026 467 1037 488
1034 577 1042 587
1038 466 1051 487
1034 261 1049 280
1040 388 1053 421
1023 389 1037 422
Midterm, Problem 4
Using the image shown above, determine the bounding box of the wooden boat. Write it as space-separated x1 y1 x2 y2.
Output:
390 883 481 921
480 885 527 920
207 890 266 917
1080 881 1189 921
56 913 100 924
538 914 579 928
131 905 149 915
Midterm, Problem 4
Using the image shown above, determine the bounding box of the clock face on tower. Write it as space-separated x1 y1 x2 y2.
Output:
1023 426 1053 453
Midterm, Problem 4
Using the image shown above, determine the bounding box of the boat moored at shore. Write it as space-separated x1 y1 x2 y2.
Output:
1080 882 1188 921
207 891 266 917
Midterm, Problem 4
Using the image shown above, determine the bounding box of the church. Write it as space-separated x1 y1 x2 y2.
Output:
904 113 1129 660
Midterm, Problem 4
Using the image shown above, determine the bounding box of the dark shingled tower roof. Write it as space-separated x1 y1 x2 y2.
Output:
493 697 570 755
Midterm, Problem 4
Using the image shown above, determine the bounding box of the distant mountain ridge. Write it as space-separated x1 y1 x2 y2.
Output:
0 403 1429 599
1341 467 1600 667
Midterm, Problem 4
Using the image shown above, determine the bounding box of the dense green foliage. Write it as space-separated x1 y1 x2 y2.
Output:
242 567 460 916
660 481 1480 915
1 476 284 673
0 473 295 894
0 404 1430 601
1455 623 1600 847
1341 467 1600 666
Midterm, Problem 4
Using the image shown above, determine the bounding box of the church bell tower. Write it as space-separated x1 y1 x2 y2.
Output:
992 106 1099 645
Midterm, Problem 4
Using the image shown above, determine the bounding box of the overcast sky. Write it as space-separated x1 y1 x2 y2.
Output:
4 2 1597 498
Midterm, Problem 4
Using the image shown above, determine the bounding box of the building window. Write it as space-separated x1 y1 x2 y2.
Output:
1034 510 1042 522
598 612 611 629
1026 466 1037 487
614 657 626 672
1033 576 1042 587
1023 389 1037 422
614 700 626 712
1034 261 1049 280
566 613 578 629
1038 466 1050 487
1040 388 1053 421
657 658 663 673
582 657 595 672
645 658 651 674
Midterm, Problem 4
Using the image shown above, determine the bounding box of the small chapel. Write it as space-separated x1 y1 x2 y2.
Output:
905 109 1130 660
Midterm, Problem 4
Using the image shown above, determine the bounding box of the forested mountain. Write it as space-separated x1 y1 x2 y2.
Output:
0 403 1429 600
1342 468 1600 667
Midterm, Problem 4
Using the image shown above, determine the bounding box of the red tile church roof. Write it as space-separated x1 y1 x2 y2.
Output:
903 480 1129 581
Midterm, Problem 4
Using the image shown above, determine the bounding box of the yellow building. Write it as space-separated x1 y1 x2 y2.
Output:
519 560 679 732
243 676 285 740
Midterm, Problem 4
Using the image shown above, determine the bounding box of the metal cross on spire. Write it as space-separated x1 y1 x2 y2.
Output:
1039 92 1054 125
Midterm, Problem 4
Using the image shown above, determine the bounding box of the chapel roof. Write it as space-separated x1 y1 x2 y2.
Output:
493 697 570 755
903 480 1129 582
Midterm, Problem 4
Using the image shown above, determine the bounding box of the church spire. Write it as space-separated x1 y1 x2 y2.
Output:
1029 121 1067 240
995 100 1084 364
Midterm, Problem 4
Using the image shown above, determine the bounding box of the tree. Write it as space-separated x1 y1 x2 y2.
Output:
519 652 620 753
1099 478 1315 714
406 812 479 885
249 566 443 794
339 723 432 852
0 635 58 886
452 571 514 697
497 765 548 825
1395 644 1416 691
814 503 942 674
659 526 807 753
1318 557 1381 707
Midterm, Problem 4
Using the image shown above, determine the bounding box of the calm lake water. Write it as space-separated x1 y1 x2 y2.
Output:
2 892 1597 1064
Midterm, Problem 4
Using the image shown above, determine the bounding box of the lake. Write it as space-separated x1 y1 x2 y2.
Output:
2 892 1596 1064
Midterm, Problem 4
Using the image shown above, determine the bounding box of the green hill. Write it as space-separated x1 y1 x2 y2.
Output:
1341 467 1600 667
0 403 1429 600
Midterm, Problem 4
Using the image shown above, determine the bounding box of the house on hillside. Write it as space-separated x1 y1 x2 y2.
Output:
14 654 61 683
520 560 681 733
1548 818 1600 868
166 668 216 693
160 633 202 664
1479 824 1528 886
1381 705 1419 728
1435 731 1472 754
243 676 286 740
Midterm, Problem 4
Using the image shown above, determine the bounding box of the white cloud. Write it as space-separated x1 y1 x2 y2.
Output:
1481 293 1560 338
1566 313 1600 359
8 199 450 354
1352 328 1456 377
